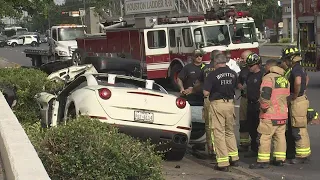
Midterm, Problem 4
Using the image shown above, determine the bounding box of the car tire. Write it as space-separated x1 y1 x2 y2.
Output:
31 41 37 47
170 63 183 91
165 148 186 161
11 43 17 47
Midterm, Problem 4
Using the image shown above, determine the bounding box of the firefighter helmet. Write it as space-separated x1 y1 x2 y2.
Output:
281 46 300 59
246 53 261 66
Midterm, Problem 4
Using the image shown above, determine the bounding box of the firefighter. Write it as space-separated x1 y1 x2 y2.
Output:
281 46 311 163
177 49 205 96
237 50 252 152
177 49 206 151
194 50 222 156
249 59 290 169
203 53 239 172
244 53 265 157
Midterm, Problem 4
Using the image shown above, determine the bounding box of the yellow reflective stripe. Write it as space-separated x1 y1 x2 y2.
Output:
228 151 238 157
296 148 311 155
308 108 313 111
240 139 250 143
217 157 229 163
201 63 205 69
273 152 286 155
273 152 286 158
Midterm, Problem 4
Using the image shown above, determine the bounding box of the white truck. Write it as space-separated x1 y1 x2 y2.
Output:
24 24 86 68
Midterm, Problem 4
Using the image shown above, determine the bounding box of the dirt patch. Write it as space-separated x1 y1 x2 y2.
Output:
0 57 20 68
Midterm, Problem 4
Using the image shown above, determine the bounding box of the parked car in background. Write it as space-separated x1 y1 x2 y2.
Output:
35 65 192 160
6 35 38 47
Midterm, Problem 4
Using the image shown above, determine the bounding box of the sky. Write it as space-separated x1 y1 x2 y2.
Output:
54 0 66 5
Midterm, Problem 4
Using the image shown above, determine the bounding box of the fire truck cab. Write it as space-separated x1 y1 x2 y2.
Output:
75 0 259 89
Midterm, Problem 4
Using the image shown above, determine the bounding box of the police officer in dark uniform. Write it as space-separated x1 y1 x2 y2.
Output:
203 53 239 171
244 53 265 157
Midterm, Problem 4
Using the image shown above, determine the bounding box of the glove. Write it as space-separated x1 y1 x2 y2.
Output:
307 108 319 123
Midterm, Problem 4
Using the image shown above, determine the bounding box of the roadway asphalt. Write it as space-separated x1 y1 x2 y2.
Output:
1 44 319 180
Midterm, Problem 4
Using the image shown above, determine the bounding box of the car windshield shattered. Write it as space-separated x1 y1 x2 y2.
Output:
58 27 85 41
94 75 168 94
194 25 230 47
229 22 258 44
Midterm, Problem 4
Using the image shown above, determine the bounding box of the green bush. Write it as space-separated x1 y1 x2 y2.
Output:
25 117 164 180
0 68 62 123
279 38 291 43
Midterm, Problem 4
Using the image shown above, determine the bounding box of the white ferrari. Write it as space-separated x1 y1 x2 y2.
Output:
35 65 192 160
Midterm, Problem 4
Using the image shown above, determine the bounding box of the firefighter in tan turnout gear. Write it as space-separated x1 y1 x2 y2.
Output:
281 47 311 163
203 53 239 172
249 59 290 169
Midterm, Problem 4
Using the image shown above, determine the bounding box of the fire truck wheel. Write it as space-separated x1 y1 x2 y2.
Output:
170 64 183 91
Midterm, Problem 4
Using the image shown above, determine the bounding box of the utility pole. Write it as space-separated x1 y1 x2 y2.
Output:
290 0 294 43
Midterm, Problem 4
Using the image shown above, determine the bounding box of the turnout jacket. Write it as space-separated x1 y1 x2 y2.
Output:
259 66 290 121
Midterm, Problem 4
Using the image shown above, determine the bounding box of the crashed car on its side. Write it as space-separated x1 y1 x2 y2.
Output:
35 65 192 160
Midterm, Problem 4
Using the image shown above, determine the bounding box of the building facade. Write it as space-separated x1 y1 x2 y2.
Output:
281 0 297 40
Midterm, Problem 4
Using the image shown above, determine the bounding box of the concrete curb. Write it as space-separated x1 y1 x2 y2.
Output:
0 93 50 180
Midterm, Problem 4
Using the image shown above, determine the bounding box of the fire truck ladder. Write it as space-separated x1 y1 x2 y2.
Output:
101 0 248 23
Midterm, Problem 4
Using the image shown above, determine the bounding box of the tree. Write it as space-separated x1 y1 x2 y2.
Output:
237 0 280 31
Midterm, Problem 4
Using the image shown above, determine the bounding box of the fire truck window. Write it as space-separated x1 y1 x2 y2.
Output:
229 22 258 44
182 28 193 47
169 29 176 47
52 29 57 41
201 25 230 46
147 30 166 49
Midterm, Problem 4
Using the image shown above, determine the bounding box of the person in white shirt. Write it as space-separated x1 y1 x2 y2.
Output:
225 50 241 75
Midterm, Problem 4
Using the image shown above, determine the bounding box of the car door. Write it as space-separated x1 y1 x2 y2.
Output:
24 36 32 45
17 37 24 45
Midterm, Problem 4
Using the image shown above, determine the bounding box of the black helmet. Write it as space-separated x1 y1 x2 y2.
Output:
281 46 300 59
246 53 261 66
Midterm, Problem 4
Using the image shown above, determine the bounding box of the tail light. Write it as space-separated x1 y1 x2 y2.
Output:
176 97 186 109
98 88 111 100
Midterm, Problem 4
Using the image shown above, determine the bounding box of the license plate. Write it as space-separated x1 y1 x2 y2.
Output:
134 111 154 123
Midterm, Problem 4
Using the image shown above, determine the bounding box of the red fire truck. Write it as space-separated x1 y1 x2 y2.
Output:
74 0 259 89
295 0 320 71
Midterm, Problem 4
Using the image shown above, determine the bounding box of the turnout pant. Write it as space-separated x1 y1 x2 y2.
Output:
247 101 260 153
203 98 214 154
239 97 250 147
257 119 286 162
211 99 239 167
290 95 311 158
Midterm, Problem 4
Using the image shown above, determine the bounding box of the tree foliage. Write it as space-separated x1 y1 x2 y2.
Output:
237 0 281 30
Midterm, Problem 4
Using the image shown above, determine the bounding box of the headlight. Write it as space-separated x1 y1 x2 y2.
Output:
58 51 68 56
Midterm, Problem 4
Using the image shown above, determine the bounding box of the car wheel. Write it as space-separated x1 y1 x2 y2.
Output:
165 148 186 161
11 43 17 47
170 63 183 91
31 41 37 47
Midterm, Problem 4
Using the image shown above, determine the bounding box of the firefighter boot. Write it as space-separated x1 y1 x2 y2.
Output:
214 165 229 172
272 159 285 166
249 162 269 169
229 158 239 167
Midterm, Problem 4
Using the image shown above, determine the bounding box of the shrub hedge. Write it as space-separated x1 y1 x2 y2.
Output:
0 67 62 123
1 67 164 180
